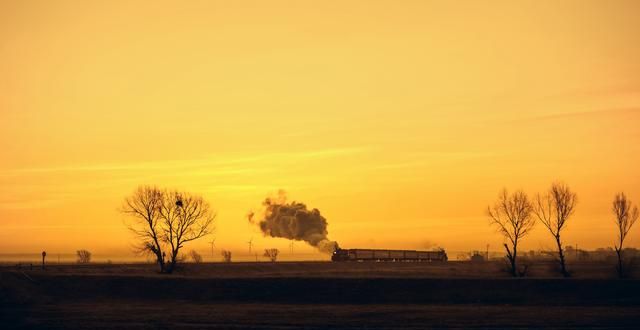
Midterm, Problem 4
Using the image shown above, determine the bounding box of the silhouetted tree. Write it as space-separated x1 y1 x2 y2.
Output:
612 192 639 278
76 250 92 264
533 182 577 277
264 248 279 262
189 250 203 263
487 189 535 277
122 186 165 272
157 190 215 273
221 250 232 262
122 186 215 273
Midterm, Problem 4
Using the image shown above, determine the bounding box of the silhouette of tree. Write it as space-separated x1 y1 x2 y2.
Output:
122 186 165 272
122 186 215 273
157 190 215 273
76 250 92 264
612 192 639 278
533 182 577 277
487 189 535 277
221 250 232 262
189 250 203 263
264 248 279 262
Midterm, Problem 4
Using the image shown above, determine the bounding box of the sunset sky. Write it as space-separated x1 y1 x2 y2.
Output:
1 0 639 260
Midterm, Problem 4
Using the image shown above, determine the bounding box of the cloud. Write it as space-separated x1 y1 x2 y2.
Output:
513 107 640 123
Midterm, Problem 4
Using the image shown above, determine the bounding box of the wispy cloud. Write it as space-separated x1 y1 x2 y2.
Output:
0 146 372 209
510 107 640 124
372 151 494 170
0 146 370 176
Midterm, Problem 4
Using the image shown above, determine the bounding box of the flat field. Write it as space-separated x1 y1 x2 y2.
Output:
2 261 639 329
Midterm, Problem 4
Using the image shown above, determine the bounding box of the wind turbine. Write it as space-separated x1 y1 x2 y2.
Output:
289 241 294 254
209 239 216 257
247 237 253 254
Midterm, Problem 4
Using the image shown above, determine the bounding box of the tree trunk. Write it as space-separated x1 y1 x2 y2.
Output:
164 250 179 274
512 244 518 277
555 236 569 277
156 251 165 273
504 243 517 277
616 248 624 278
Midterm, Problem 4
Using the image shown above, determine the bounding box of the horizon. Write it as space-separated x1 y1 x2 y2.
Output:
2 0 640 258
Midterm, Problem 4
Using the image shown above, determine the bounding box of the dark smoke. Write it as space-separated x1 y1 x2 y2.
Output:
248 190 339 253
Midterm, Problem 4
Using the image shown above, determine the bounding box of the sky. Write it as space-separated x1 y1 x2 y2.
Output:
1 0 639 260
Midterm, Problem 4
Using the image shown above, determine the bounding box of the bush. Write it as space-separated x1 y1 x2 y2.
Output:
221 250 232 263
263 248 279 262
76 250 91 264
189 250 203 263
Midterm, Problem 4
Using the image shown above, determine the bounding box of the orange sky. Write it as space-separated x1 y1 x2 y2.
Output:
1 0 639 260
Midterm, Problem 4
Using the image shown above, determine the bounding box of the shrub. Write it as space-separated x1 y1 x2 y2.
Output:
189 250 203 263
221 250 232 263
76 250 92 264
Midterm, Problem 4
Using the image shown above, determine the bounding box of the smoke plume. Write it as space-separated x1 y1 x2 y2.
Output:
248 190 339 253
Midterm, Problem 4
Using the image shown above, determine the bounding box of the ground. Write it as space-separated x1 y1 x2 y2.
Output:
1 261 639 329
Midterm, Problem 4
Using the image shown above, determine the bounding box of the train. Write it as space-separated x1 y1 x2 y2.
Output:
331 248 448 262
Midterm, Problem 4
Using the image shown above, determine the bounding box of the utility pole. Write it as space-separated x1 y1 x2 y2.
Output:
486 244 490 261
247 238 253 254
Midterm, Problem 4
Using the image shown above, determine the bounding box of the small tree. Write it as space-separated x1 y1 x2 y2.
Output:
76 250 92 264
533 182 577 277
612 192 639 278
221 250 232 263
264 248 279 262
189 250 203 263
487 189 535 277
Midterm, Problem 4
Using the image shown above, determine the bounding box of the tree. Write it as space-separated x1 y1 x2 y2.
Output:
122 186 215 274
221 250 232 263
157 190 215 273
533 182 577 277
264 248 279 262
189 250 203 263
487 189 535 277
122 186 165 272
612 192 639 278
76 250 92 264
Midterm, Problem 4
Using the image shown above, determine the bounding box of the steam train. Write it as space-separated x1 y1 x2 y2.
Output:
331 248 448 262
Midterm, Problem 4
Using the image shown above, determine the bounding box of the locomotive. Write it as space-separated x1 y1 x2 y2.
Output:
331 248 447 262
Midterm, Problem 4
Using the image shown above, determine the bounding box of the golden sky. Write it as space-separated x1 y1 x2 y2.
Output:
1 0 639 259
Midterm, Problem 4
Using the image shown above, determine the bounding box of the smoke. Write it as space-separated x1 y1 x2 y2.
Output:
248 190 339 253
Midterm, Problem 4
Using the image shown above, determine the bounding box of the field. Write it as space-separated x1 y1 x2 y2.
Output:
2 261 639 329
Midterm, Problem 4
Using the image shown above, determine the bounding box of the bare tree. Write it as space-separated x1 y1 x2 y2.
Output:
122 186 215 274
612 192 639 278
189 250 203 263
487 189 535 277
533 182 577 277
76 250 92 264
221 250 232 263
157 190 215 273
263 248 280 262
122 186 165 272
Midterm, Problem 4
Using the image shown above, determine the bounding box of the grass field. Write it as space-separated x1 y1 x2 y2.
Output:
2 261 639 329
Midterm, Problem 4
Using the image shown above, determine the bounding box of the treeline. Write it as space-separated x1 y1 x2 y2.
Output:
487 182 638 278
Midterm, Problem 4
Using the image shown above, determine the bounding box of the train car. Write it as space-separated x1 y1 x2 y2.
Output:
332 248 447 262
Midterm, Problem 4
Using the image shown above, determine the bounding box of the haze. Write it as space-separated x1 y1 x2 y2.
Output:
1 0 639 258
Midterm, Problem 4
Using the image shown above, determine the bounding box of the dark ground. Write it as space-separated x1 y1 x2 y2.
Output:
1 261 639 329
